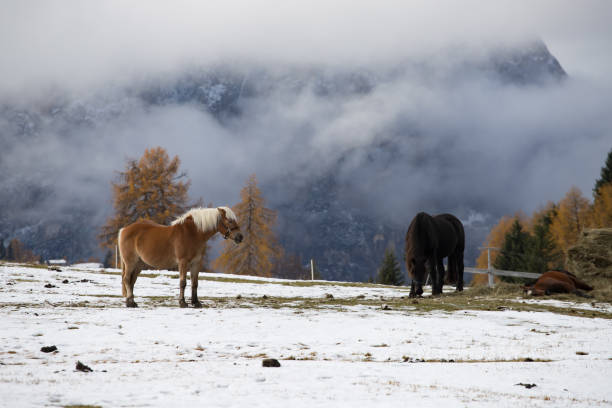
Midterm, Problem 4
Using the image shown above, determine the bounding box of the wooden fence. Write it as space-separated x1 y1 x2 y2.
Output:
464 266 541 287
465 247 541 287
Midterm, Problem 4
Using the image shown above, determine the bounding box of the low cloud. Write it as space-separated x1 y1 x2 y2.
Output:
1 2 611 261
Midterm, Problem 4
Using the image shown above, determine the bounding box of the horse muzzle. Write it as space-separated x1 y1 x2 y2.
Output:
233 233 243 244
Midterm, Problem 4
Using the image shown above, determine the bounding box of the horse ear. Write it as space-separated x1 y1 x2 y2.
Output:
217 207 226 216
185 215 195 224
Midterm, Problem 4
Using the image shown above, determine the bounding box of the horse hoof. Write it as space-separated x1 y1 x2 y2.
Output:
179 300 188 308
126 300 138 308
192 301 202 309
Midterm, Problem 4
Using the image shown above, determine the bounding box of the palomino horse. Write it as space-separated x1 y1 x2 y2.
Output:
118 207 243 308
405 212 465 297
524 270 593 297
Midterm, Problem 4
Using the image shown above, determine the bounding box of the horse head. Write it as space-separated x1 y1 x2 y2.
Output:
217 207 243 244
407 256 428 287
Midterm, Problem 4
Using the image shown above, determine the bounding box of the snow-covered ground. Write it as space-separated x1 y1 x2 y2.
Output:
1 263 611 408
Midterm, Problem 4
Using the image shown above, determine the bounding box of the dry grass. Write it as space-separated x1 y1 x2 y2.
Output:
587 277 612 302
471 278 612 303
466 282 526 297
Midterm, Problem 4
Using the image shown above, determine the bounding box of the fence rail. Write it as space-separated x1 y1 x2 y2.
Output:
464 266 542 280
463 247 542 287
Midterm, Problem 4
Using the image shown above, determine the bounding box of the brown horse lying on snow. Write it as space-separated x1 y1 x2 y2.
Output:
523 270 593 297
118 207 243 308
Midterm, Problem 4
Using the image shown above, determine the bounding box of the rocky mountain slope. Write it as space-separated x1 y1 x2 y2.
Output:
0 40 567 279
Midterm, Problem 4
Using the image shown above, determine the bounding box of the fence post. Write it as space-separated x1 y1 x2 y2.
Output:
310 259 314 280
487 248 494 288
478 246 500 288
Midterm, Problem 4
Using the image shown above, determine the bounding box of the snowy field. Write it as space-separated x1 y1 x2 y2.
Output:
1 263 611 408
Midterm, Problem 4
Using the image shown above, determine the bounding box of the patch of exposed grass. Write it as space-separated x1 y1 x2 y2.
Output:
63 405 102 408
95 270 162 279
241 353 269 359
472 277 612 303
171 292 612 319
76 294 123 298
466 282 526 297
90 269 407 290
9 262 49 270
142 295 174 302
408 358 553 363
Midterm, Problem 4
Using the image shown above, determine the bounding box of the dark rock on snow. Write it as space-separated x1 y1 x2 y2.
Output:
75 361 93 372
262 358 281 368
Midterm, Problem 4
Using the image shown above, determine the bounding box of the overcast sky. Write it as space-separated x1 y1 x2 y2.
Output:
2 1 611 95
1 1 611 234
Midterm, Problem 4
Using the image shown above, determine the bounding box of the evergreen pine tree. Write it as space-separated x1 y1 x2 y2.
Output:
594 148 612 197
213 174 281 277
473 213 527 285
494 219 531 282
6 239 15 261
272 253 313 280
311 258 322 280
102 250 113 268
525 209 562 273
99 147 192 249
591 183 612 227
0 240 5 260
376 248 404 286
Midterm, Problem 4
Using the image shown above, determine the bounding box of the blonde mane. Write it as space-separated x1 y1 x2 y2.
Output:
171 207 237 232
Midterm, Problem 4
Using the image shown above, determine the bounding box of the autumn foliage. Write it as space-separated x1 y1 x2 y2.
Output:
475 179 612 285
0 238 41 263
213 174 281 277
99 147 191 249
549 187 591 253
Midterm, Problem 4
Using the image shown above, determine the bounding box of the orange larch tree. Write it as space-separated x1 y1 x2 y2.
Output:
5 238 41 263
99 147 191 250
549 186 591 254
213 174 280 277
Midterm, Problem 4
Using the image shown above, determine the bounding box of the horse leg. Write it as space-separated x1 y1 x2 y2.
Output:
455 251 464 292
436 257 445 295
409 281 415 298
129 263 141 298
123 259 138 308
178 261 189 308
429 254 440 296
409 281 423 298
190 263 202 308
121 259 127 297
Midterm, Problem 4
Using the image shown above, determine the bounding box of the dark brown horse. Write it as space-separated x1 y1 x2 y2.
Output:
405 212 464 297
524 270 593 297
118 207 243 308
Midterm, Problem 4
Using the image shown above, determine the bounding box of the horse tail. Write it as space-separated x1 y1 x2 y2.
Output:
118 228 127 297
